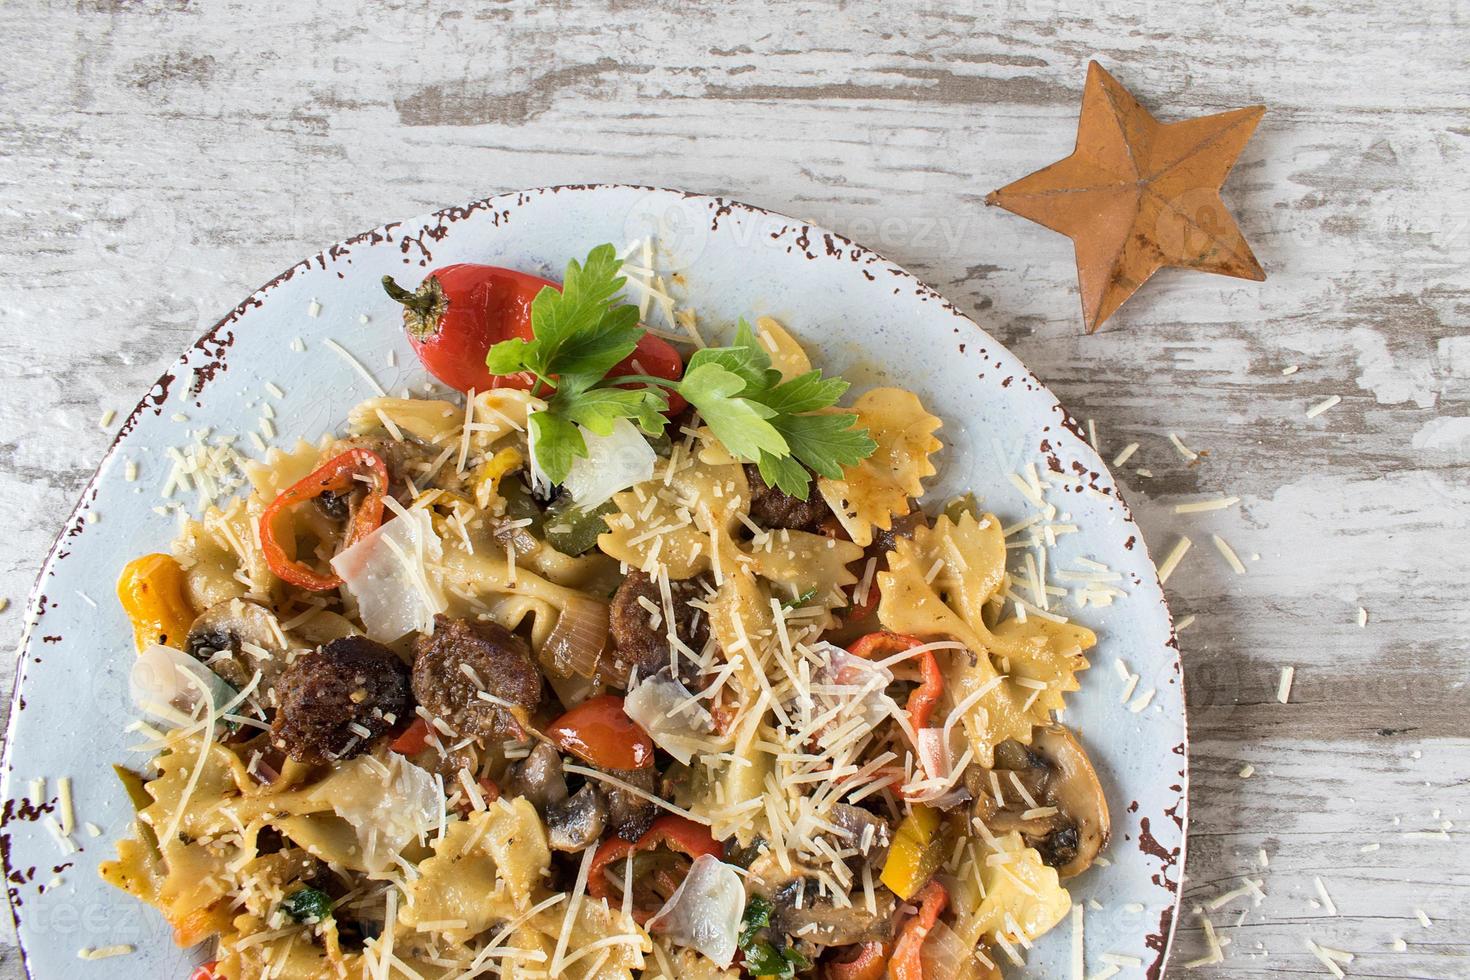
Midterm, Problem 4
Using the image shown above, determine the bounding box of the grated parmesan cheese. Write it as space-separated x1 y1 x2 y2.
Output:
1277 666 1295 704
1306 394 1341 419
1157 537 1192 585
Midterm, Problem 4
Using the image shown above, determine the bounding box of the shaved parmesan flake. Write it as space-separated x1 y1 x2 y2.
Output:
1167 432 1198 461
624 670 713 765
562 418 657 510
1415 908 1432 928
98 409 115 428
1306 395 1341 419
1357 606 1368 627
1282 364 1300 375
1277 666 1295 704
1238 764 1255 779
307 299 322 317
1175 614 1196 632
332 507 445 642
647 854 743 967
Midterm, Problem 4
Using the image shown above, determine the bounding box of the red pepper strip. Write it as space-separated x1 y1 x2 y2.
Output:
389 718 431 755
478 776 501 804
824 941 892 980
845 580 880 624
259 448 389 591
846 631 946 733
587 815 723 924
547 694 655 770
189 963 220 980
889 881 950 980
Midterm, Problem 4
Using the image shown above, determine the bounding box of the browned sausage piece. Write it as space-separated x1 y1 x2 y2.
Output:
607 571 711 682
411 615 542 741
744 463 833 533
271 637 412 764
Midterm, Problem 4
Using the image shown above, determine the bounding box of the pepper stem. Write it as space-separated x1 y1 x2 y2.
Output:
381 275 435 317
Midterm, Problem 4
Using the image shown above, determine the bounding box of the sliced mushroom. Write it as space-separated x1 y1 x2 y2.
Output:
975 723 1109 878
825 803 893 866
748 853 897 948
603 765 658 842
504 742 569 812
186 598 290 689
546 784 606 852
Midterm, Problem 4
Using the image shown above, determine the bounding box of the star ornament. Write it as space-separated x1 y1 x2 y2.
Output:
987 61 1266 333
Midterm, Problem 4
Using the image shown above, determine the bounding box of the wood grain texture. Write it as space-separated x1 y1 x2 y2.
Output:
1 0 1466 976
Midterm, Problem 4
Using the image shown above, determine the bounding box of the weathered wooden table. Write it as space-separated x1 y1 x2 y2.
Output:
2 1 1465 977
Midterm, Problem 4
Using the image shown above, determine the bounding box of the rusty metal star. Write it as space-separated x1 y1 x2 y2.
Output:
987 61 1266 333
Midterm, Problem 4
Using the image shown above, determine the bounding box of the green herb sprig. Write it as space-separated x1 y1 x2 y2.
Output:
485 245 876 499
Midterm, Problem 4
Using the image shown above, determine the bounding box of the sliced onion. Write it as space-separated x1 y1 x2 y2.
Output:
624 670 713 765
540 594 610 679
330 507 445 642
646 854 744 968
562 418 656 509
129 643 237 729
920 919 980 980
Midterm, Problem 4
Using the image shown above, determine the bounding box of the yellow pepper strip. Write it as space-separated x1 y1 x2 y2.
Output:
880 804 944 900
117 553 194 652
471 446 524 509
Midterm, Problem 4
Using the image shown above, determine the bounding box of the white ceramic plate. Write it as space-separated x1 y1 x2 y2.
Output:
1 186 1186 978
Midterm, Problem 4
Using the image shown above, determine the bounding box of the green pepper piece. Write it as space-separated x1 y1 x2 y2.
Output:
943 492 980 523
544 498 619 556
112 764 158 850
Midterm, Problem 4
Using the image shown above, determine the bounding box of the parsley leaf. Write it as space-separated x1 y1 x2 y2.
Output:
770 410 877 480
484 244 642 386
483 245 878 498
527 411 585 486
677 362 789 461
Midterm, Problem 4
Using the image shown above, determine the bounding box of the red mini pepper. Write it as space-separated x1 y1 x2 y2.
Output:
188 963 220 980
824 941 892 980
389 717 432 755
383 264 685 407
259 448 389 591
547 694 655 771
586 815 723 923
847 631 946 732
889 881 949 980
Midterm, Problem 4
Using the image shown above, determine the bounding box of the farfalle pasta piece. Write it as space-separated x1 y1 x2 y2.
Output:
754 316 811 380
818 388 942 546
911 510 1008 626
742 529 864 607
349 396 463 445
598 457 749 579
950 831 1072 953
522 897 650 979
879 533 1088 765
400 800 550 942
